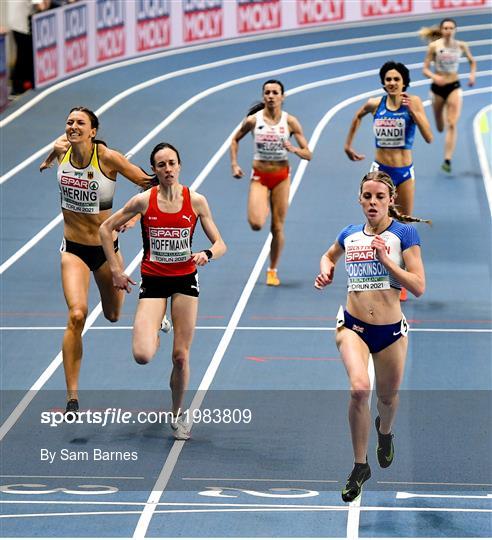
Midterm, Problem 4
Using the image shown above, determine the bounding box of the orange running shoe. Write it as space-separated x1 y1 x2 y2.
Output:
400 287 408 302
266 269 280 286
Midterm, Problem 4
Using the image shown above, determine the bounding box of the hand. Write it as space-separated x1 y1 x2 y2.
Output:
371 235 389 264
112 272 136 293
314 267 334 289
432 74 446 86
192 251 210 267
283 140 297 154
232 164 244 179
401 93 414 114
344 146 365 161
116 214 140 233
468 75 475 87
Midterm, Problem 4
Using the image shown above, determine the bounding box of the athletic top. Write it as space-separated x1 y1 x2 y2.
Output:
253 110 290 161
373 96 416 150
140 186 198 277
435 41 462 73
57 144 116 214
337 220 420 292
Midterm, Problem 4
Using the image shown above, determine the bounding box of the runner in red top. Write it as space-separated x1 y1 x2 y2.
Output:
100 143 226 440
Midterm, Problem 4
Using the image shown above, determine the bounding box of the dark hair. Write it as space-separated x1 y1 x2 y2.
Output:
67 106 107 145
379 61 410 91
440 18 457 29
247 79 286 116
360 171 431 225
69 106 99 130
150 142 181 167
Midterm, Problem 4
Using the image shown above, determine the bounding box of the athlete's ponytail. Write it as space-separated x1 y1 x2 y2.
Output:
419 18 457 42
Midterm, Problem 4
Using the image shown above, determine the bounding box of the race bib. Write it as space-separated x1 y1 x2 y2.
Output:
149 227 191 264
60 175 100 214
374 117 406 148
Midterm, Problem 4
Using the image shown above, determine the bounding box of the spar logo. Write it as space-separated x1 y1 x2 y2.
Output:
96 0 125 62
297 0 344 25
61 176 89 189
64 4 88 73
237 0 281 34
361 0 412 17
33 13 58 84
432 0 485 8
183 0 223 43
136 0 171 52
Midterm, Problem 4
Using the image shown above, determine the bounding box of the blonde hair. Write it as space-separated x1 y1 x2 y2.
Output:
360 172 432 225
419 18 457 42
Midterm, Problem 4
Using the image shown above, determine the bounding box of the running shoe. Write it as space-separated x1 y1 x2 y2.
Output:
160 314 172 333
171 414 191 440
65 398 79 421
341 462 371 502
266 269 280 286
375 416 394 468
399 287 408 302
441 160 452 173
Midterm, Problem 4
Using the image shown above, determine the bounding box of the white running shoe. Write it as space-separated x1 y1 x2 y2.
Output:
170 414 191 440
160 315 172 333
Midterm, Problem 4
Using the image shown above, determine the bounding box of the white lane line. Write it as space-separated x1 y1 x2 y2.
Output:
379 481 492 486
0 249 142 443
2 38 490 183
2 505 491 520
397 492 492 499
0 214 63 275
182 477 338 483
2 21 488 128
0 475 144 479
0 326 490 332
473 103 492 217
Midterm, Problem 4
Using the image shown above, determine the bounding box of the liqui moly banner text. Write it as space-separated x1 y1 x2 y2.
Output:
32 0 490 88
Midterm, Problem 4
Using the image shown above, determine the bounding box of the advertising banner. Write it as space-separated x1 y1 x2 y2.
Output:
32 0 491 88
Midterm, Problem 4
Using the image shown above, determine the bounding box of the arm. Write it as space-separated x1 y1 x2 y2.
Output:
314 241 344 289
39 134 70 172
344 99 378 161
99 193 148 292
461 41 476 86
404 94 433 144
285 115 312 160
371 237 425 297
230 116 255 178
190 192 227 266
99 146 153 189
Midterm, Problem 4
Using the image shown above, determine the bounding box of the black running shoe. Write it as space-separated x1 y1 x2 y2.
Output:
65 399 79 421
375 416 394 468
341 462 371 502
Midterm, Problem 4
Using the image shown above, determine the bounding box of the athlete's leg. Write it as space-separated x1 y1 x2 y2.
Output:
372 336 408 435
395 178 414 216
61 253 91 400
432 92 446 133
133 298 167 364
443 88 462 161
247 179 270 231
336 328 371 463
269 177 290 270
93 250 125 322
169 294 198 416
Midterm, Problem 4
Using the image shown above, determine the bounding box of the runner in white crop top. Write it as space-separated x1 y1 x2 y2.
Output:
230 79 312 287
422 18 476 173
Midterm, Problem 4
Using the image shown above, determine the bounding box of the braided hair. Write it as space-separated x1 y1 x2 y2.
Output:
360 171 432 225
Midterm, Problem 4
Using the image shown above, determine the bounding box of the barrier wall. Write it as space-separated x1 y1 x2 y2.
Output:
32 0 491 89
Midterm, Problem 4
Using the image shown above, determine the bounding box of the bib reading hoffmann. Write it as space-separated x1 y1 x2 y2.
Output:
149 227 192 264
